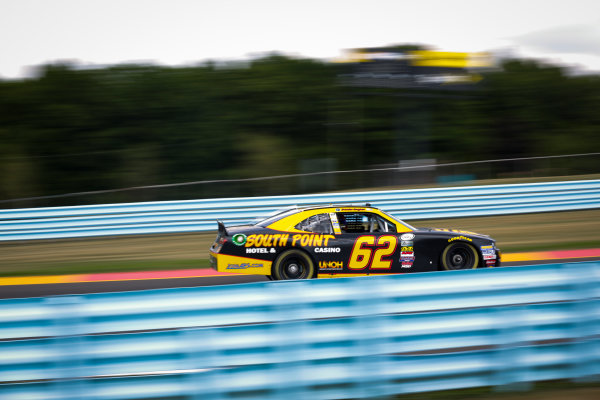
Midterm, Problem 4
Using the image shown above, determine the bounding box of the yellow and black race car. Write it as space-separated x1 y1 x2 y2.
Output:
209 205 500 280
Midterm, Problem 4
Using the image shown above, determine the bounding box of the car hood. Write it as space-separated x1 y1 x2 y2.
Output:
414 227 491 240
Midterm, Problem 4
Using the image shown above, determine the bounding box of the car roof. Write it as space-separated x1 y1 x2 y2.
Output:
255 204 375 227
258 204 414 233
295 204 378 211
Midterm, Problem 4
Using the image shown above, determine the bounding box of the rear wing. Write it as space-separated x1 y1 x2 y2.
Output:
217 220 228 237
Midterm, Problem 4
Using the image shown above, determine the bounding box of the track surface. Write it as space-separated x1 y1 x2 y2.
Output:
1 274 269 299
1 249 599 299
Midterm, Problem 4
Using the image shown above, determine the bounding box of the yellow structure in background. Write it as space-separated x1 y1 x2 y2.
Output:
338 48 493 69
409 50 492 68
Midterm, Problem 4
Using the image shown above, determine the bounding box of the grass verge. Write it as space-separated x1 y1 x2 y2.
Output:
1 209 599 277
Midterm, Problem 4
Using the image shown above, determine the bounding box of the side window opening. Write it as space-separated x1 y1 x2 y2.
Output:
295 213 333 234
337 213 367 233
372 214 397 233
337 213 397 233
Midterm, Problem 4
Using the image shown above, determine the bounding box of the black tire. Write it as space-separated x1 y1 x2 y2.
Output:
272 249 315 280
441 242 479 270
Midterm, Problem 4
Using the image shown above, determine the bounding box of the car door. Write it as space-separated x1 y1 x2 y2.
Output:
334 211 402 274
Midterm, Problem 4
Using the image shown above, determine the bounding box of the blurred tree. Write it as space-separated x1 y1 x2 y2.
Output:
0 54 598 206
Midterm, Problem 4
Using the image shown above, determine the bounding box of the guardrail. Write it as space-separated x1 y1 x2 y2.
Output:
1 262 599 399
1 179 600 241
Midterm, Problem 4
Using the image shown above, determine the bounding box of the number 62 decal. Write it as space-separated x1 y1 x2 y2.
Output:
348 235 398 270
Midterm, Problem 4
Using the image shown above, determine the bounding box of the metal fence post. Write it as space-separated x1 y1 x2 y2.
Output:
46 295 88 400
181 327 224 400
564 262 600 382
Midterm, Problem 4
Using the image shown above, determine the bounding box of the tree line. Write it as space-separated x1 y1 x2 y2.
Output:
0 53 599 207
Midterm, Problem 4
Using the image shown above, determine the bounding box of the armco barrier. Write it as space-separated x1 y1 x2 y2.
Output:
0 262 599 399
1 179 600 241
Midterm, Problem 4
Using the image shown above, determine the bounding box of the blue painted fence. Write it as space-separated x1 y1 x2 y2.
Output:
1 179 600 242
1 262 599 399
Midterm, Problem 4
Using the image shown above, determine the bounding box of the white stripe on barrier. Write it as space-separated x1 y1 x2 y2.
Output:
0 262 598 399
1 179 599 241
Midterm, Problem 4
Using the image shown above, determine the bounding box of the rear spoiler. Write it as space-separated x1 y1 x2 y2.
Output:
217 220 228 237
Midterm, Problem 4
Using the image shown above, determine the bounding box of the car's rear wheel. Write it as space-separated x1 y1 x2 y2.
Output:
272 249 315 280
441 242 479 270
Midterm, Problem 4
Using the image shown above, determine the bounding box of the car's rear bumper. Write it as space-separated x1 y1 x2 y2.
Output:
209 252 218 271
209 250 272 275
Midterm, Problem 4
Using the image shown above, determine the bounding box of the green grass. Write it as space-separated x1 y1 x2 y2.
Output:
0 259 211 277
1 209 599 278
0 233 214 277
496 240 600 253
411 209 600 253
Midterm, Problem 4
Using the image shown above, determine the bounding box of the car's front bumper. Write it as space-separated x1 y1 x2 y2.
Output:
495 249 501 267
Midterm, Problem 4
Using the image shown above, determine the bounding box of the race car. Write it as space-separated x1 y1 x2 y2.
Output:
209 205 500 280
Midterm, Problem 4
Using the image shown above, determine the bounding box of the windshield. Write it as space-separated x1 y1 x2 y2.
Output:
379 209 416 231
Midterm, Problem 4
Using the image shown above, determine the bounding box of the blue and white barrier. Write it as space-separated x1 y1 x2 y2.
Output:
1 179 600 241
1 262 599 399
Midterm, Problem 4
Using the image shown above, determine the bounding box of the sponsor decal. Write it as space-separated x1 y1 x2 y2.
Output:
319 261 344 270
329 213 342 234
246 248 269 254
481 247 495 253
232 234 247 246
401 251 414 257
400 233 415 241
245 247 277 254
401 246 413 252
314 247 341 253
481 245 495 257
226 263 263 270
401 263 413 268
448 235 473 242
245 234 289 247
401 240 413 246
244 234 335 248
291 234 335 247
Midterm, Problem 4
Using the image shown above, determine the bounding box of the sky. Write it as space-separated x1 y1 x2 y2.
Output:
1 0 600 79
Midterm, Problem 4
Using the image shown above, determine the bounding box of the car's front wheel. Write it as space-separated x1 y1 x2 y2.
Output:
441 242 479 270
272 249 315 280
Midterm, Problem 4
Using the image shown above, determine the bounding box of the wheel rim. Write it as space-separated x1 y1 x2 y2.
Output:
283 257 305 279
446 246 474 269
273 250 315 280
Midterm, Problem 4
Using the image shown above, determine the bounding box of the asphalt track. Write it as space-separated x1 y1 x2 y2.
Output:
1 249 599 299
